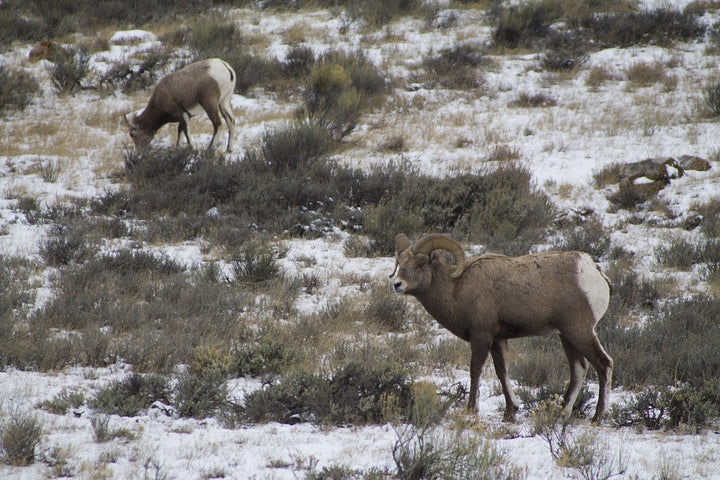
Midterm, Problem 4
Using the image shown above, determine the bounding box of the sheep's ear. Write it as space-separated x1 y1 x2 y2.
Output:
123 114 132 127
394 234 412 256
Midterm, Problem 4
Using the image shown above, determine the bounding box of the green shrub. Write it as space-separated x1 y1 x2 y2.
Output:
359 198 424 256
0 256 35 368
174 371 228 419
600 295 720 388
91 373 170 416
654 238 699 270
320 49 386 97
243 370 331 424
90 414 135 443
606 184 655 211
282 45 315 77
603 264 662 314
243 361 413 425
364 285 410 331
105 138 554 257
124 145 194 187
345 0 420 27
50 47 89 95
0 9 47 44
392 425 520 480
708 18 720 49
553 217 610 261
190 345 233 378
3 0 247 41
700 238 720 281
0 255 35 323
232 338 297 377
665 380 720 430
611 380 720 431
0 410 43 466
519 384 594 418
187 17 241 59
461 175 556 256
40 223 95 266
510 336 567 388
231 240 282 285
226 51 278 93
261 121 332 173
694 198 720 238
37 389 85 415
0 66 39 113
491 1 562 50
531 398 627 478
422 43 486 89
579 9 705 48
34 248 186 333
540 29 588 71
704 81 720 116
16 195 42 225
301 62 362 141
99 49 170 94
305 465 365 480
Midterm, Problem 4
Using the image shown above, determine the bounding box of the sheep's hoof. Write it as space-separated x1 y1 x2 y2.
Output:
591 413 606 424
503 406 519 422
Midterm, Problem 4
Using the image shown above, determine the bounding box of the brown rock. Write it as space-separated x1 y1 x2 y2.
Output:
677 155 711 172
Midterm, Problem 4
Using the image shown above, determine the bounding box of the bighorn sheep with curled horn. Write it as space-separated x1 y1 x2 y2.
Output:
391 233 613 422
124 58 236 152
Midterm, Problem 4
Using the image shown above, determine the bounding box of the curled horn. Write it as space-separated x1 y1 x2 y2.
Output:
389 234 413 277
412 234 466 279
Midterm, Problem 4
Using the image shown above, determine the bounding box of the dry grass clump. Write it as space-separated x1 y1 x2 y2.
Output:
510 91 557 108
422 42 487 90
485 144 521 162
592 162 623 188
378 134 407 152
624 61 667 89
585 65 617 90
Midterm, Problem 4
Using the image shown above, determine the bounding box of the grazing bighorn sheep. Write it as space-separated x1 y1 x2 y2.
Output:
124 58 236 152
392 233 613 422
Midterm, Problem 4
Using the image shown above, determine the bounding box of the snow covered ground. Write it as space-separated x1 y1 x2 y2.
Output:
2 0 720 478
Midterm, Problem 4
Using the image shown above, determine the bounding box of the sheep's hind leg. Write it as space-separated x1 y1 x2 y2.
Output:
561 333 613 422
586 336 613 422
202 103 223 150
219 97 235 152
559 335 588 419
490 339 520 421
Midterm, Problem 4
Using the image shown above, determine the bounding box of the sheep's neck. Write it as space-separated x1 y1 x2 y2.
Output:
414 265 469 341
136 104 171 133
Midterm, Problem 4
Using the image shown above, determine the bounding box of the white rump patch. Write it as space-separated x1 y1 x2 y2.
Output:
206 59 235 100
576 254 610 322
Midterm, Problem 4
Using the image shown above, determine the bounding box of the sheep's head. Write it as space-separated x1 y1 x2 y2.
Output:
124 114 152 150
392 234 465 295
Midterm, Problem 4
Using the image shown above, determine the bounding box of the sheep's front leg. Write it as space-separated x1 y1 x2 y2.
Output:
468 338 491 413
491 339 521 421
178 112 192 148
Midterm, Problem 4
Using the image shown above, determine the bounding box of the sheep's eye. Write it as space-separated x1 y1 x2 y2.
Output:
417 262 425 269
